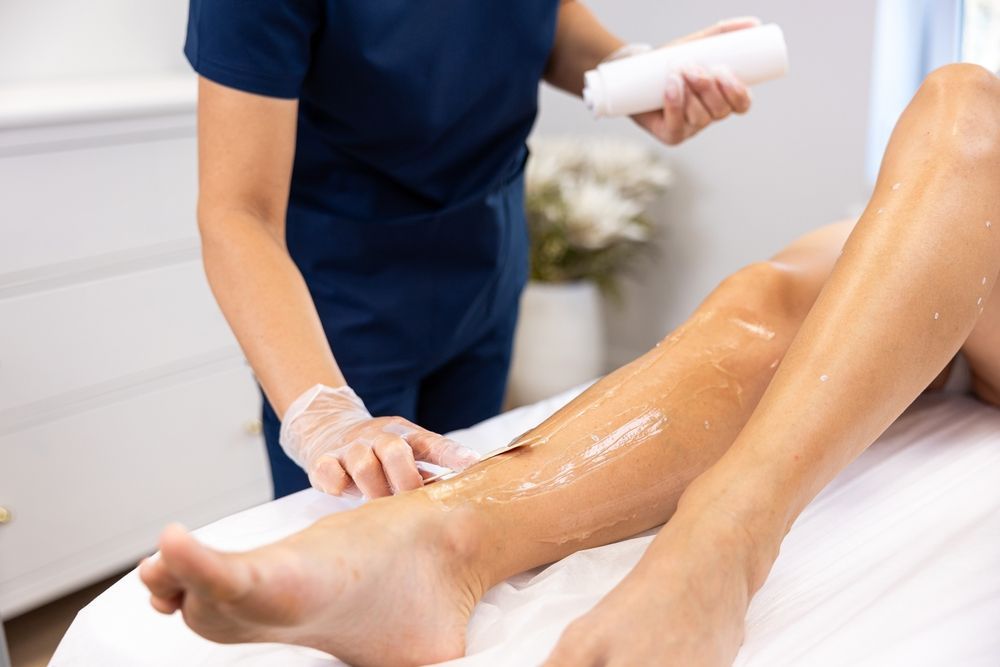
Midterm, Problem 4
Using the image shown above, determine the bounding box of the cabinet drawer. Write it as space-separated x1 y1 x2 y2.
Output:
0 260 236 413
0 364 270 616
0 131 197 275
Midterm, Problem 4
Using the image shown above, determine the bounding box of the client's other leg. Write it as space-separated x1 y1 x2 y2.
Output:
545 64 1000 667
140 231 846 666
694 63 1000 559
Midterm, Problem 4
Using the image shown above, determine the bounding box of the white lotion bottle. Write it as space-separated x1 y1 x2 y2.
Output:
583 23 790 118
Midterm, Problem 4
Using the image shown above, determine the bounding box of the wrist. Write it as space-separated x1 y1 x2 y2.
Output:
600 42 653 63
279 384 371 467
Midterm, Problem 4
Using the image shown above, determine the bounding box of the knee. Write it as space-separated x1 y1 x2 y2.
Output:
921 63 1000 107
915 64 1000 157
922 62 999 94
714 261 811 322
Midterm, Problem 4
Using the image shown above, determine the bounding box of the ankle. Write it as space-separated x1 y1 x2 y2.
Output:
673 491 779 596
409 492 496 598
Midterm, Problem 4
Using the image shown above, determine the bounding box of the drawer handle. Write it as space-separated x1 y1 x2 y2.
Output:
0 507 10 524
244 419 263 436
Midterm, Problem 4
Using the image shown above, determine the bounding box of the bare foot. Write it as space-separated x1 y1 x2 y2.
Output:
139 496 488 667
543 510 755 667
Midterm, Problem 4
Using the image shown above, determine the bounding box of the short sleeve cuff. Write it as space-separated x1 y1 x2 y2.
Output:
185 48 301 99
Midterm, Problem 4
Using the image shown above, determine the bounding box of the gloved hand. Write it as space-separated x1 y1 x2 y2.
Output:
279 384 481 498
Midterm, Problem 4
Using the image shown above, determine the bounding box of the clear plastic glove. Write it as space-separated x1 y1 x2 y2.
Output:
279 384 481 498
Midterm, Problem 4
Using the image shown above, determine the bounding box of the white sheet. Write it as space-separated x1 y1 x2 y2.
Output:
52 389 1000 666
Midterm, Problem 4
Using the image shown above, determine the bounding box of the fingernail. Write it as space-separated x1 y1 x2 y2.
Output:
720 16 761 28
451 448 482 471
682 65 703 82
308 476 328 494
712 66 741 91
164 522 188 534
664 74 683 104
458 451 482 468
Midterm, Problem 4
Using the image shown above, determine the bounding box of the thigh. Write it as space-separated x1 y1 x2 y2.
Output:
962 269 1000 407
780 221 1000 406
769 220 855 278
772 220 1000 403
417 310 519 435
684 220 857 322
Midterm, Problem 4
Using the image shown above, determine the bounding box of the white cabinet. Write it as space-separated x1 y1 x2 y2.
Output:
0 76 271 617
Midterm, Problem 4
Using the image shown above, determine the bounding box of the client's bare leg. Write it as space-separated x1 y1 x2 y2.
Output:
545 63 1000 667
140 234 837 664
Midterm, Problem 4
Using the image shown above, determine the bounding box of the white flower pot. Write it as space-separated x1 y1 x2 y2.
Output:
506 280 605 407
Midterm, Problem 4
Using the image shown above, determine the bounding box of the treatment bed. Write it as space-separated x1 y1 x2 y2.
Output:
52 386 1000 666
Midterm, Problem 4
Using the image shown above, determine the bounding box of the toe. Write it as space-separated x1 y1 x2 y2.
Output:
139 555 183 600
149 592 184 614
544 620 606 667
159 523 251 602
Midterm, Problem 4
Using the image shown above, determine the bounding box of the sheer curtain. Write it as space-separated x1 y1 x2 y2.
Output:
962 0 1000 70
865 0 962 183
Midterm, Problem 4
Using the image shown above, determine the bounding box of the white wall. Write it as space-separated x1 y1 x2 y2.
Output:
0 0 189 84
533 1 877 367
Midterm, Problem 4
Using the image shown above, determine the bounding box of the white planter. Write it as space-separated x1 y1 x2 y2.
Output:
507 280 605 407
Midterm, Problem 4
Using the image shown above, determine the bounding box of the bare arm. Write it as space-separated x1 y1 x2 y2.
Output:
196 77 345 417
543 0 624 95
196 78 480 497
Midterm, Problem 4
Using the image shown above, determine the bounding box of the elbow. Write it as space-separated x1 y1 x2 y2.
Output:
196 202 287 253
195 205 230 258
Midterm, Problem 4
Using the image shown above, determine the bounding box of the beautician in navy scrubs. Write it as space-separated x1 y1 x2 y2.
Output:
185 1 756 499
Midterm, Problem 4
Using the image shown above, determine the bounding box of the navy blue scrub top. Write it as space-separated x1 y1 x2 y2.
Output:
185 1 560 393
